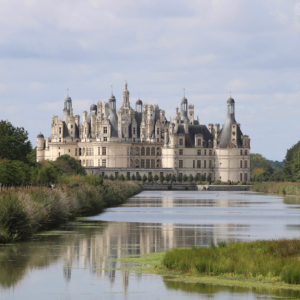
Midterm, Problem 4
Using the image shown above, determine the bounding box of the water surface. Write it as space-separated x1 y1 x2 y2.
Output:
1 191 300 299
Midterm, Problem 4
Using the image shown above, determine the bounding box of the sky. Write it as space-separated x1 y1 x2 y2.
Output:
0 0 299 161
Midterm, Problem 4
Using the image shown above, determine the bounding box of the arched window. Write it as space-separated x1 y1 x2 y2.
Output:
146 147 150 156
135 147 140 156
141 147 145 156
135 159 139 168
151 147 155 156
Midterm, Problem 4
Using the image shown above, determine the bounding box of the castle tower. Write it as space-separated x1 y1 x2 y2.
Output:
122 81 130 109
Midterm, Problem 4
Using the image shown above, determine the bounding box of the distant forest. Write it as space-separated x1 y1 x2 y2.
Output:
268 160 284 169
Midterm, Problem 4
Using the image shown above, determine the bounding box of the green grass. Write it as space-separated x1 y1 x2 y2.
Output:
0 180 142 243
162 239 300 285
251 182 300 196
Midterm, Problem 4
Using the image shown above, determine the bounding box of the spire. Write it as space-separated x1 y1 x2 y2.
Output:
125 80 128 91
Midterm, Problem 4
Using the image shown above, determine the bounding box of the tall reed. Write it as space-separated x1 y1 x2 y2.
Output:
0 181 142 243
162 239 300 284
251 182 300 196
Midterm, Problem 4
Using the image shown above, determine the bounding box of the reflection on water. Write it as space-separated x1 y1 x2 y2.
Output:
1 191 300 300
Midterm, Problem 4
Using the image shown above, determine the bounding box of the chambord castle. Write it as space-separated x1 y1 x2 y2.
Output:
37 82 250 182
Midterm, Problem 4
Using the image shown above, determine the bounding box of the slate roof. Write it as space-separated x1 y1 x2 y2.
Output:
217 114 243 148
176 125 214 148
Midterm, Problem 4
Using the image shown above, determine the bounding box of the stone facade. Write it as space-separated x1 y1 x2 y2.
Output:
37 82 251 182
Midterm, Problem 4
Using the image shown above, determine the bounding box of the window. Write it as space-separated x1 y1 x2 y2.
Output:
240 173 243 181
193 160 195 168
240 160 243 168
127 172 130 178
157 138 159 142
146 159 150 168
98 147 100 155
244 173 248 181
102 147 106 155
71 131 73 135
141 147 145 156
240 150 243 155
245 150 248 155
146 147 150 156
151 159 155 168
59 127 61 134
104 137 107 141
79 148 82 156
141 159 145 168
209 160 212 168
204 160 206 168
115 172 118 178
197 139 201 146
179 149 183 155
151 147 155 156
68 149 70 153
179 139 183 145
133 127 136 135
59 138 61 142
104 127 107 134
209 150 212 155
98 159 101 166
244 161 248 168
71 125 73 128
75 148 77 156
179 160 183 168
136 172 139 177
197 160 201 168
197 150 201 156
157 128 159 135
133 138 135 142
204 150 206 155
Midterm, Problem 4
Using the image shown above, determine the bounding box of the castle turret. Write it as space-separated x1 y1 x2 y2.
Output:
122 81 130 108
36 133 45 162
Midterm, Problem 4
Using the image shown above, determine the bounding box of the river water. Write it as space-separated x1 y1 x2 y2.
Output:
1 191 300 300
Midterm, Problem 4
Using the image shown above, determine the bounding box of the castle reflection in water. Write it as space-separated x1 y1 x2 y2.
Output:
62 194 249 293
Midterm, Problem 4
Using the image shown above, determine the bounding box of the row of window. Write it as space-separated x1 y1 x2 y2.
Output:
178 160 213 169
179 138 213 147
240 150 248 155
179 149 214 156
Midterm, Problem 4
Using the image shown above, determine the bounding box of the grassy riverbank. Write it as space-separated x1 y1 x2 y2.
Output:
0 180 142 243
161 239 300 285
251 182 300 195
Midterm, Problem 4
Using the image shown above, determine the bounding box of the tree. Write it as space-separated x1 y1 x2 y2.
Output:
136 173 142 181
207 174 212 185
118 174 125 181
171 174 176 182
195 174 200 182
55 155 86 176
109 174 115 181
183 174 188 182
131 174 136 181
0 120 32 163
188 174 193 182
201 174 206 181
142 174 147 183
250 153 273 174
0 159 30 185
159 174 164 183
148 173 153 182
126 173 130 180
177 174 182 182
165 174 170 182
283 141 300 181
154 174 159 182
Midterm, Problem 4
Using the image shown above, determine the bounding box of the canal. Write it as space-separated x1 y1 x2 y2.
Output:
1 191 300 299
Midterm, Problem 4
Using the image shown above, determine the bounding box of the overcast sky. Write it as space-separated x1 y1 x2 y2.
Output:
0 0 299 161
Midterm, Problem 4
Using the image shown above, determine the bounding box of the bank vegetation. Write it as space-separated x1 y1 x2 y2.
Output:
0 179 142 243
162 239 300 285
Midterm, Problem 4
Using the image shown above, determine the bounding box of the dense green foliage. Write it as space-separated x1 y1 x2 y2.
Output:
55 155 86 176
162 239 300 284
250 153 284 182
268 160 284 169
283 141 300 182
0 180 142 243
0 121 32 163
